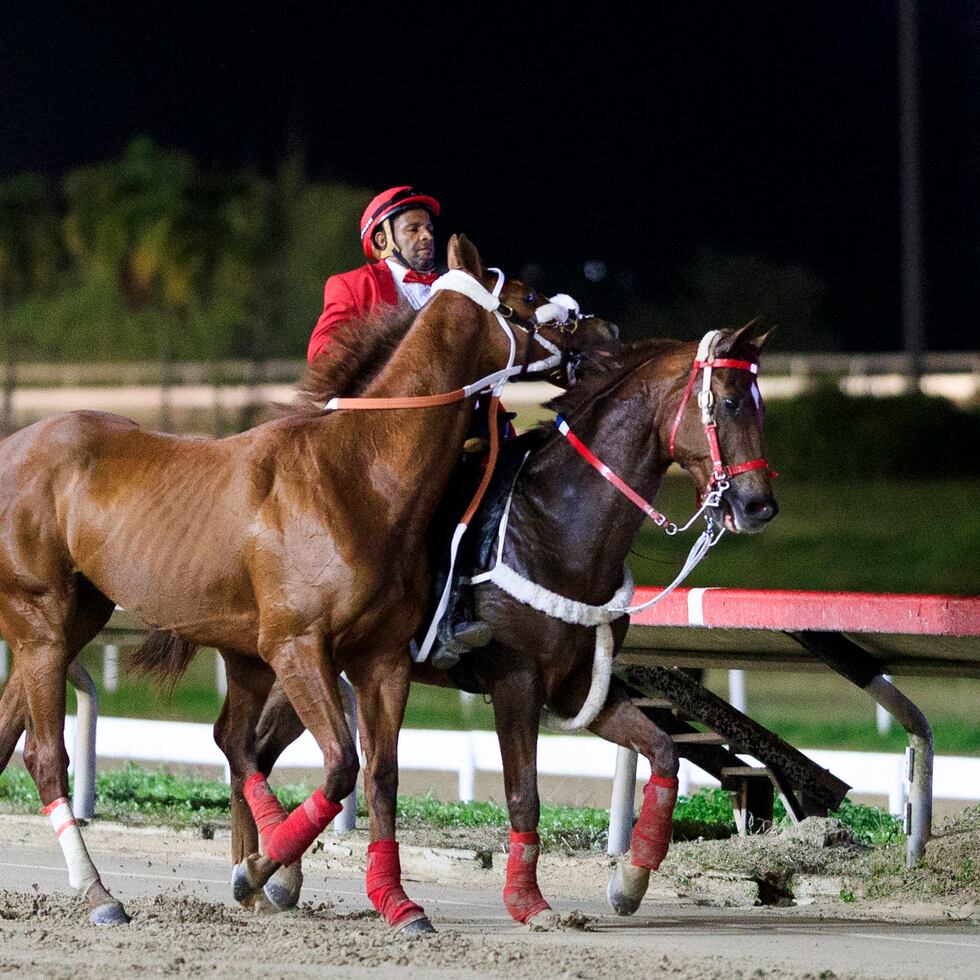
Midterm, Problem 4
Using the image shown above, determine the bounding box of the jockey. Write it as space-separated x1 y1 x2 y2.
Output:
307 185 502 666
306 185 442 363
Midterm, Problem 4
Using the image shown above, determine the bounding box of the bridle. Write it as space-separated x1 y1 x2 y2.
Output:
555 328 771 539
668 329 771 496
504 294 598 382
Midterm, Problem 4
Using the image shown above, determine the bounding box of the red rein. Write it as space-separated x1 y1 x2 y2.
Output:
243 773 341 866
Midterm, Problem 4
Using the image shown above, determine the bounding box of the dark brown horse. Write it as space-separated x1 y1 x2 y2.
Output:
0 234 615 930
239 322 777 927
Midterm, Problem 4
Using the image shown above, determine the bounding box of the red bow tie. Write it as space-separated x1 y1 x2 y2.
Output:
402 269 439 286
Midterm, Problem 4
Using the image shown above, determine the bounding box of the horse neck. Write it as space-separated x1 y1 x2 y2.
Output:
504 372 677 604
327 291 500 540
367 292 496 399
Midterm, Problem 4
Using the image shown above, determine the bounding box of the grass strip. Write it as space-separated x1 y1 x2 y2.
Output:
0 764 902 850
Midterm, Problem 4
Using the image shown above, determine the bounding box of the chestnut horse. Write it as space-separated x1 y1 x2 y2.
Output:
239 322 776 927
0 234 615 930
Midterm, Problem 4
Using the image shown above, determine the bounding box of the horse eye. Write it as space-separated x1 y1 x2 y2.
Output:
723 395 741 413
525 292 537 305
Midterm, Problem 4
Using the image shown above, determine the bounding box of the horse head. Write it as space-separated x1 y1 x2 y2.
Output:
666 320 778 534
444 233 619 385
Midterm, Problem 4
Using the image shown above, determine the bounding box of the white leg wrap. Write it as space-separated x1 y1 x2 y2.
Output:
45 798 101 895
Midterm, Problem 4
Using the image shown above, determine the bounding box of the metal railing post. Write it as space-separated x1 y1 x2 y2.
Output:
102 644 119 693
866 675 933 866
334 674 357 833
607 746 638 855
67 662 98 820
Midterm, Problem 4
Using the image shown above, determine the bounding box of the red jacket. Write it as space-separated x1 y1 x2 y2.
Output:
306 259 516 441
307 261 398 363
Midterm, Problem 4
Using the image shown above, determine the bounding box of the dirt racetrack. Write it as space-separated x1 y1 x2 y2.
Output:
1 811 979 979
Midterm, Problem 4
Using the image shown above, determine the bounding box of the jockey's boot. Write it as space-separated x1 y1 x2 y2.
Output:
430 620 493 671
430 584 492 670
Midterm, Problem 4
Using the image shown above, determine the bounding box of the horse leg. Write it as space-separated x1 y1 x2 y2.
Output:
250 679 309 911
232 635 355 904
220 679 310 910
488 663 559 929
0 578 114 775
345 653 433 935
584 678 679 916
15 630 129 925
212 650 298 910
227 680 308 858
0 669 27 773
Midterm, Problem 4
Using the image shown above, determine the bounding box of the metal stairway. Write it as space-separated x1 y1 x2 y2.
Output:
615 663 851 834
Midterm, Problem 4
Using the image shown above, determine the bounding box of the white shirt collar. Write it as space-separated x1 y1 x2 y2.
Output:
386 258 432 311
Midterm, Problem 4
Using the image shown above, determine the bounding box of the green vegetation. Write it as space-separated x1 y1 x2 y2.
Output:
762 384 980 481
0 764 901 851
1 138 367 367
627 473 980 596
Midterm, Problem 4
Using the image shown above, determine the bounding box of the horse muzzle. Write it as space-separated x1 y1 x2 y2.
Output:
712 485 778 535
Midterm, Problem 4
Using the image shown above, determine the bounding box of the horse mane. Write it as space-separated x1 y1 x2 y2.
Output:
539 338 685 436
286 302 418 416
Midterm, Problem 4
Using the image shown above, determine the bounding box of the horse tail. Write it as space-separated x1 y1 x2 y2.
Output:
130 629 199 694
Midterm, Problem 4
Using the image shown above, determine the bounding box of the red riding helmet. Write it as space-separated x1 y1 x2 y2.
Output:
359 186 441 260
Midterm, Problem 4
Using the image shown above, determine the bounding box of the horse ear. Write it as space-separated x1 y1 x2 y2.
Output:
750 324 777 353
446 233 463 269
717 318 774 358
447 233 483 275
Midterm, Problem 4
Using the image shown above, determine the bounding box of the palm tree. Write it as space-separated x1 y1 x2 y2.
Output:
63 137 227 430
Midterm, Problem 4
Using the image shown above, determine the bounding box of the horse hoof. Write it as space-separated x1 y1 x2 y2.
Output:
525 907 560 931
231 862 261 904
263 863 303 911
606 861 650 916
397 915 436 936
90 901 130 926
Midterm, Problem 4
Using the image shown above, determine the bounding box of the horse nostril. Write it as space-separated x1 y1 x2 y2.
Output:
746 497 778 523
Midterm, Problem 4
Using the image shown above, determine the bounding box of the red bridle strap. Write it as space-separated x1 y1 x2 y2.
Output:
668 350 768 486
555 416 671 528
706 358 759 372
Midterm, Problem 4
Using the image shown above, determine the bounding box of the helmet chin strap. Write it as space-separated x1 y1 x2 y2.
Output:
375 218 436 273
374 218 399 262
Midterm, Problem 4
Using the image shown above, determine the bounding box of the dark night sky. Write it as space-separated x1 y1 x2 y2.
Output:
2 2 978 351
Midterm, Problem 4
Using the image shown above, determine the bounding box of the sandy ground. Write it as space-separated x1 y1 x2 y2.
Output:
1 811 979 979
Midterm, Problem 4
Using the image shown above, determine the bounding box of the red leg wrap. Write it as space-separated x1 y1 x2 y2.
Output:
261 788 341 866
503 830 551 924
630 774 678 870
242 773 288 852
366 839 425 928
